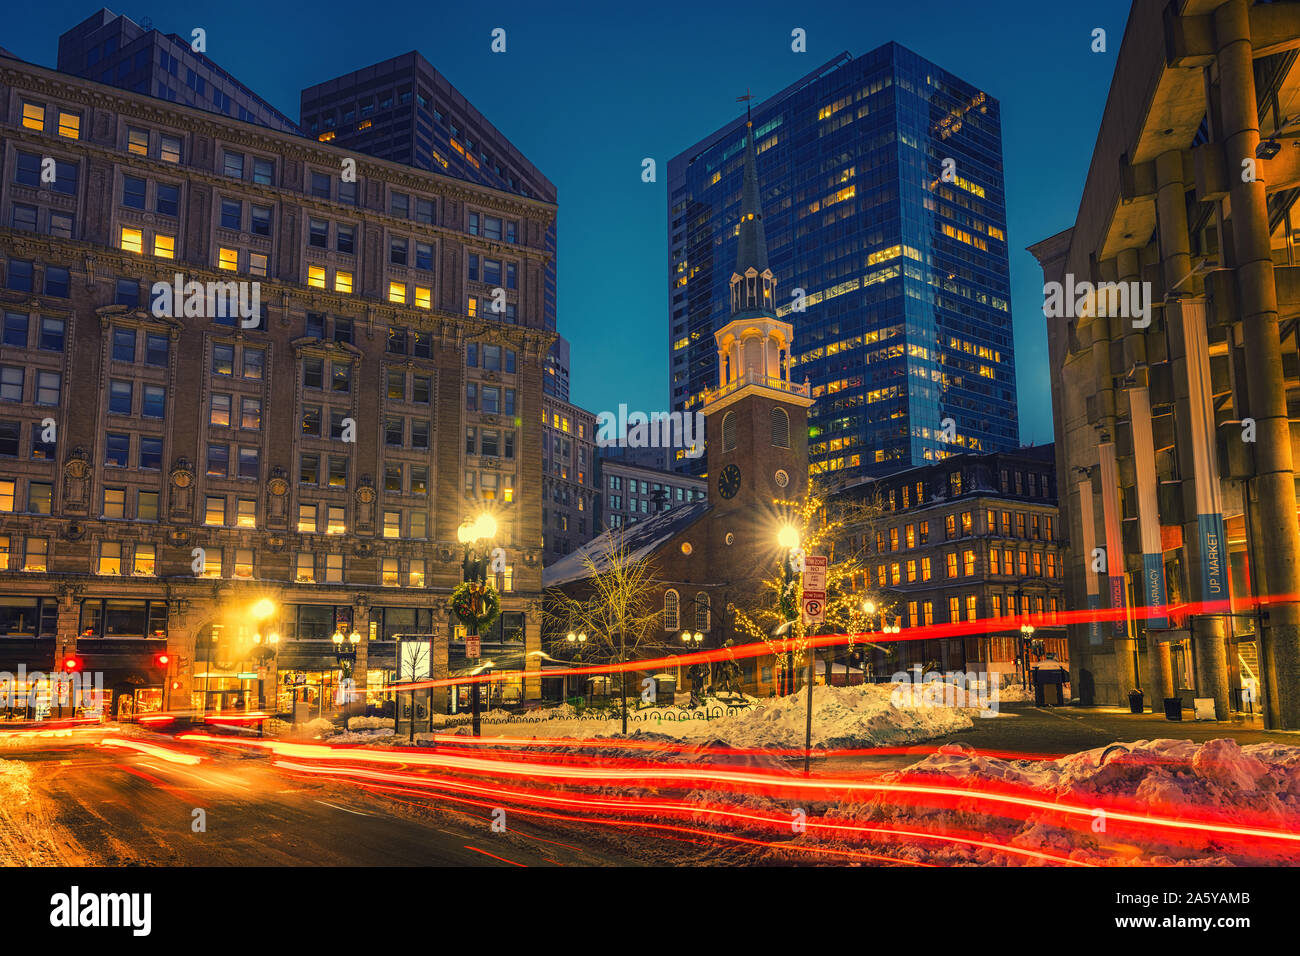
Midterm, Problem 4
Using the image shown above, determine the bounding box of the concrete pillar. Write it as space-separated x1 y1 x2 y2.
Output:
350 597 370 722
1216 0 1300 728
1111 248 1142 704
431 626 449 715
524 606 542 701
165 598 199 716
1153 149 1232 720
1148 638 1175 708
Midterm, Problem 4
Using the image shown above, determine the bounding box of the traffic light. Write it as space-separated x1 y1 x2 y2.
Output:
62 656 83 673
153 652 171 669
170 680 182 691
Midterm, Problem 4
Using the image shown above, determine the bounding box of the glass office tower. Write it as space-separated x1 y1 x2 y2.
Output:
668 44 1018 484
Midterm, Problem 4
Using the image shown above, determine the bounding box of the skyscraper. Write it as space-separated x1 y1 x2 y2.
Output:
300 52 557 335
56 8 300 134
669 44 1018 486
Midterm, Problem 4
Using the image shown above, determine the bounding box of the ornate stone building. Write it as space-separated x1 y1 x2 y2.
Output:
0 53 553 718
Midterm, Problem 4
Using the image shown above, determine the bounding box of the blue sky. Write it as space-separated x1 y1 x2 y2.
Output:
4 0 1133 446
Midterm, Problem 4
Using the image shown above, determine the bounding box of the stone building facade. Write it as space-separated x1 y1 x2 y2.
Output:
0 55 553 718
1029 0 1300 726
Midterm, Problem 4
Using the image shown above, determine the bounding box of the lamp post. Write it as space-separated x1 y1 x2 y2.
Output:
777 525 801 698
565 631 587 704
458 513 497 736
1020 623 1036 689
682 630 704 706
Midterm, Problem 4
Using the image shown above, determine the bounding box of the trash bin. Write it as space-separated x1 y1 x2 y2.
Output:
1163 697 1183 721
1128 690 1144 714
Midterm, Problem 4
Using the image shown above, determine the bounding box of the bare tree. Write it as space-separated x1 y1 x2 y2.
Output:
544 535 667 733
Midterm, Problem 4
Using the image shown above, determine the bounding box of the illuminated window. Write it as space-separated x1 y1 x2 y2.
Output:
24 538 47 572
388 282 406 304
153 234 175 259
21 102 45 131
383 511 400 538
133 543 155 576
295 552 315 583
236 498 256 528
409 559 425 588
966 595 978 622
325 553 343 583
414 286 431 309
218 247 239 271
127 127 149 155
204 496 225 526
57 111 80 139
308 265 326 288
327 506 345 534
334 271 353 294
382 557 400 587
202 550 222 579
921 556 932 581
297 503 316 533
119 227 143 254
963 550 975 576
234 549 254 579
98 541 122 575
945 552 958 577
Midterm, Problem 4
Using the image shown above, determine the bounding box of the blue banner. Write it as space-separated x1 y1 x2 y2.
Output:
1087 593 1103 646
1198 512 1228 602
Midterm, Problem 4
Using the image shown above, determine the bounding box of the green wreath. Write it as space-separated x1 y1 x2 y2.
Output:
448 581 502 632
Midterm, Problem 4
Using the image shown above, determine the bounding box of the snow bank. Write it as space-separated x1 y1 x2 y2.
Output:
0 759 31 804
347 716 395 731
431 683 976 750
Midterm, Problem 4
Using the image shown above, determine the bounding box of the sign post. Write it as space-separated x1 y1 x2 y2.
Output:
800 555 827 775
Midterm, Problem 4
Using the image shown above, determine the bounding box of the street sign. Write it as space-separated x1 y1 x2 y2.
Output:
466 635 481 659
802 554 827 625
802 555 827 592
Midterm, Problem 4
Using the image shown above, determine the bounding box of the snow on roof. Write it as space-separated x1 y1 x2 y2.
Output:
542 501 711 589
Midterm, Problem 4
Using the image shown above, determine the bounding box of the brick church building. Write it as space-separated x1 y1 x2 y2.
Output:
543 113 813 697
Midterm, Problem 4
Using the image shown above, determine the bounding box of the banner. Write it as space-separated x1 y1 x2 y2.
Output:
1098 442 1128 640
1076 479 1104 645
1180 301 1229 602
1128 386 1169 627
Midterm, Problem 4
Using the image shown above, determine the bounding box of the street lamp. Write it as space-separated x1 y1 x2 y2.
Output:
565 631 587 703
458 513 498 735
1020 623 1036 689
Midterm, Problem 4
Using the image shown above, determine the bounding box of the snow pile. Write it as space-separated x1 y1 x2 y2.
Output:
430 683 975 750
290 717 337 739
0 759 31 805
849 737 1300 865
347 716 395 731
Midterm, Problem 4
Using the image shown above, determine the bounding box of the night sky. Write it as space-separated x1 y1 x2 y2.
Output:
4 0 1134 448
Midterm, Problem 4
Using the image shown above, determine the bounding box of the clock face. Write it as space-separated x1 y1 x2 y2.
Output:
774 469 789 488
718 463 742 500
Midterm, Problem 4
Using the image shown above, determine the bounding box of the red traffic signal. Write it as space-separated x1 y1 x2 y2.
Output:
62 656 83 673
153 653 171 669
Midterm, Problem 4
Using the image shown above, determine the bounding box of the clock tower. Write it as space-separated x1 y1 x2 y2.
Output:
702 113 813 528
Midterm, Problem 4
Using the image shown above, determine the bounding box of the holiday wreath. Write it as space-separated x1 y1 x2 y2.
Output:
448 581 502 632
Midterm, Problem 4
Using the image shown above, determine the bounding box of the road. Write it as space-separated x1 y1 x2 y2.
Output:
0 738 639 867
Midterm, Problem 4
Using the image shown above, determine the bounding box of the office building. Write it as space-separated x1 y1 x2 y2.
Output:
669 44 1018 485
541 394 597 560
597 458 707 532
0 53 554 718
299 51 557 335
56 8 301 134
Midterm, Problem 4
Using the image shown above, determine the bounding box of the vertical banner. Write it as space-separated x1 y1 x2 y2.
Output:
1181 302 1229 604
1098 441 1128 639
1128 386 1169 627
1076 479 1103 645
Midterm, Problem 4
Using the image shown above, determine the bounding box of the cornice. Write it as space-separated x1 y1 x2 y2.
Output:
1 63 556 227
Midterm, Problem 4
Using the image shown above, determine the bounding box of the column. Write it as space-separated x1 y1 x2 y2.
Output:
1216 0 1300 728
1155 147 1231 721
524 604 542 701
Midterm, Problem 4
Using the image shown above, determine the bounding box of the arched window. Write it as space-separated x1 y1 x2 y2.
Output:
721 411 737 452
695 592 710 632
663 589 680 631
771 407 790 448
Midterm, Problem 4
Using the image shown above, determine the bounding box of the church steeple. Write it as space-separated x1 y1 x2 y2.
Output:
730 117 776 318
